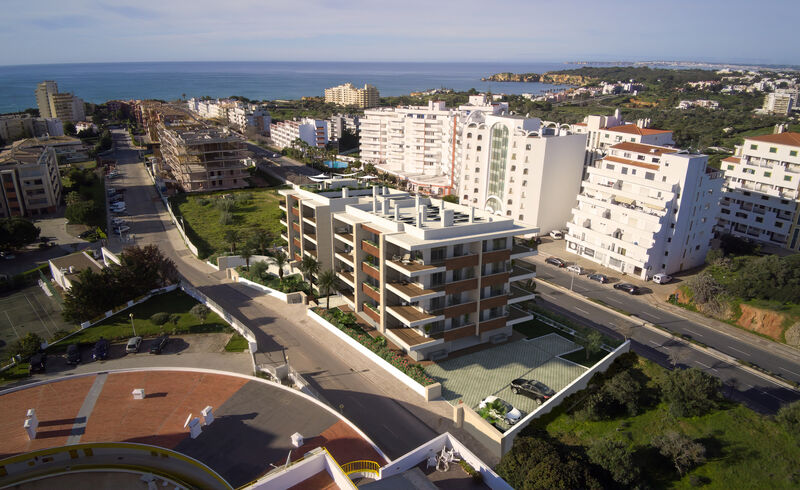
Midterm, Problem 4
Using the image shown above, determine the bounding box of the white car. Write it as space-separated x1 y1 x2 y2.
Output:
549 230 564 239
653 273 672 284
114 226 131 234
567 264 583 275
478 396 523 425
111 217 126 225
110 203 126 211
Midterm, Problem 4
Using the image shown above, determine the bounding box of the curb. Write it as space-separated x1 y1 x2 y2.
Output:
536 276 799 392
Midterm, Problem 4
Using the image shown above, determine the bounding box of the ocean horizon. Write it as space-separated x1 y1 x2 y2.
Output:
0 61 578 113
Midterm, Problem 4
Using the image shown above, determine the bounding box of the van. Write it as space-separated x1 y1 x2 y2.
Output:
549 230 564 239
653 273 672 284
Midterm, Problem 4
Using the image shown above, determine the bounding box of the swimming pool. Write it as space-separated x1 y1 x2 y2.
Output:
323 160 349 169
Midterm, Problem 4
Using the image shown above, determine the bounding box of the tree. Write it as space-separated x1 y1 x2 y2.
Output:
318 269 336 309
651 431 706 476
442 194 459 204
0 217 40 251
63 121 77 136
65 200 101 226
587 438 640 486
775 400 800 439
497 436 601 490
224 229 240 254
240 247 253 270
604 370 644 416
659 367 722 417
582 330 604 360
9 332 44 360
299 255 319 285
190 304 210 322
270 250 288 282
251 227 272 254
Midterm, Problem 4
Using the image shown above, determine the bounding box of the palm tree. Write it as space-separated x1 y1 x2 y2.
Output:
240 247 253 271
318 269 336 309
300 255 319 285
270 250 288 282
224 229 240 254
251 227 272 255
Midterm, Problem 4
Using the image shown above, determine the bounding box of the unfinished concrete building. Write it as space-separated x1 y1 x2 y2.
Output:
157 124 249 192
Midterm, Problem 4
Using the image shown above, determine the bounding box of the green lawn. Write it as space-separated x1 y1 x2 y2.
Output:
0 362 31 385
541 359 800 489
171 188 285 259
514 318 565 339
49 290 231 350
224 333 249 352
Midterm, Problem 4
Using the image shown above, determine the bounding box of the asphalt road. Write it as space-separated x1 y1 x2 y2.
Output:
104 130 439 459
526 255 800 387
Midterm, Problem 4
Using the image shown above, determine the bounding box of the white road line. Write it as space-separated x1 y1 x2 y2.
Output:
760 390 787 402
24 294 52 336
648 340 661 347
728 345 748 356
696 361 712 369
783 368 800 378
684 328 704 338
640 312 662 322
575 307 591 315
5 311 20 338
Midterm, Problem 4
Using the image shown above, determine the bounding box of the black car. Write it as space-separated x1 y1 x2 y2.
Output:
150 334 169 354
66 344 81 365
29 353 47 373
92 338 109 360
588 273 609 284
511 378 555 401
545 257 566 267
613 283 641 295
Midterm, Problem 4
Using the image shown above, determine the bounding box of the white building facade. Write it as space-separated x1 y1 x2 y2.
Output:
717 131 800 250
270 118 329 149
566 142 723 279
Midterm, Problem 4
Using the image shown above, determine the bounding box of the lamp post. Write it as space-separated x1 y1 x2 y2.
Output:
129 313 136 337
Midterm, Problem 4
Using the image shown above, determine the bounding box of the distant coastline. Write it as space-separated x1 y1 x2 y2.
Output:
481 71 592 86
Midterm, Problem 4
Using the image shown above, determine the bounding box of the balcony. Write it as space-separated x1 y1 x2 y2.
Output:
445 253 478 270
386 258 445 277
293 237 302 249
342 292 355 307
511 243 537 260
387 281 442 302
363 305 381 323
479 316 508 334
508 286 536 305
304 232 317 243
442 324 476 342
386 305 444 328
386 326 439 348
303 215 316 226
507 305 533 326
509 265 536 282
292 222 301 233
335 231 354 244
443 301 478 319
362 261 380 280
482 248 511 264
362 282 381 302
279 203 287 213
337 270 355 286
291 207 299 217
304 248 317 259
480 293 508 311
335 251 355 265
480 272 509 289
444 277 478 294
362 239 380 257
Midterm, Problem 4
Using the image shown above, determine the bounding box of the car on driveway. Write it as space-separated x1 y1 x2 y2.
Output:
613 283 641 295
567 264 583 274
478 396 523 425
545 257 566 267
588 273 608 284
29 353 47 373
93 338 109 360
653 273 672 284
66 344 81 365
549 230 564 239
126 336 142 353
150 334 169 354
511 378 555 401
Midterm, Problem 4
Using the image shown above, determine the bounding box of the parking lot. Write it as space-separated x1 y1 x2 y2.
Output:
425 334 587 429
0 285 73 356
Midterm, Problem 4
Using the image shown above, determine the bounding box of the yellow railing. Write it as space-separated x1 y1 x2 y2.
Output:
340 460 380 477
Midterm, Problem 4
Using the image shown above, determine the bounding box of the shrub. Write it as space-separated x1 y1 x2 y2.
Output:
49 329 74 343
217 199 236 212
190 304 211 322
775 400 800 438
651 431 706 476
9 333 43 360
659 367 721 417
150 312 170 325
587 438 640 486
219 211 233 226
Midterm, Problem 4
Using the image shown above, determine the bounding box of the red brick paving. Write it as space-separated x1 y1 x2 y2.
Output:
0 376 95 459
288 470 337 490
289 420 386 467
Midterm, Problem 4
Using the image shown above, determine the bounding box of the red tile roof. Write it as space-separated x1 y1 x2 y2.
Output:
746 132 800 148
610 141 679 156
601 155 660 171
722 156 741 163
605 124 673 136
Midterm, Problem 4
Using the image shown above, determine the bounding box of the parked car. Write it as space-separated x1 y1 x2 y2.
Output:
653 273 672 284
1 252 16 260
93 338 109 360
478 396 523 425
567 264 583 274
66 344 81 365
588 273 609 284
29 353 47 373
78 230 94 239
126 336 142 353
545 257 566 267
549 230 564 239
111 217 126 225
613 283 641 295
511 378 555 401
114 226 131 234
150 334 170 354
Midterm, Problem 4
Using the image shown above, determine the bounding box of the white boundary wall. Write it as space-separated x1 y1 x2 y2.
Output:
237 277 289 302
307 309 441 401
145 163 199 256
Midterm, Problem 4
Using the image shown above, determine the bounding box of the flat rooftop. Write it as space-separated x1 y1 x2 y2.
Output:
49 252 103 282
0 369 385 488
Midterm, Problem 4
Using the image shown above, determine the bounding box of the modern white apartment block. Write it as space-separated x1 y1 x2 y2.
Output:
328 114 360 140
566 142 723 279
324 83 380 108
762 91 795 115
35 81 85 123
279 181 537 360
570 111 674 169
360 95 506 194
0 145 62 217
157 124 249 192
717 130 800 249
270 118 329 150
186 98 271 135
457 113 587 235
0 114 63 143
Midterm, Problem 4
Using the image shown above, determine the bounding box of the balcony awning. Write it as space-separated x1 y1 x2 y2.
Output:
643 202 665 211
613 195 635 205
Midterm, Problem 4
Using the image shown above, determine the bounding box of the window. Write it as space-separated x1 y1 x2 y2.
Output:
473 188 478 193
507 199 513 205
622 167 628 174
510 165 516 172
463 195 469 200
525 144 531 150
623 152 631 158
791 150 798 157
637 155 646 161
477 146 482 151
727 165 734 170
522 168 528 175
511 154 516 160
769 147 777 153
785 176 793 182
606 164 615 170
522 180 527 187
477 135 482 140
519 214 524 220
764 171 772 177
466 132 472 138
506 210 512 216
750 144 758 150
664 251 669 256
645 172 655 181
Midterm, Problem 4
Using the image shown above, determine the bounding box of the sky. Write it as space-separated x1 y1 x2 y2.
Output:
0 0 798 66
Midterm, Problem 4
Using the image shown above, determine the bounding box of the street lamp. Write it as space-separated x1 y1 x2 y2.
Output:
129 313 136 336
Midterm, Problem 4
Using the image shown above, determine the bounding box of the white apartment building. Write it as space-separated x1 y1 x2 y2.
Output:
457 113 586 235
0 145 63 218
187 98 271 135
328 114 360 140
566 142 723 279
35 81 58 119
270 118 329 149
762 91 795 115
360 95 506 194
279 181 537 360
677 100 720 110
324 83 380 108
570 111 674 169
35 81 85 123
0 114 63 143
717 130 800 250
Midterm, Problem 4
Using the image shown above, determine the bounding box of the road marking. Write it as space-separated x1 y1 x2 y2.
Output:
759 390 787 402
640 312 662 322
782 368 800 377
575 306 591 315
5 311 19 338
648 340 661 347
728 345 748 356
696 361 712 369
684 328 704 338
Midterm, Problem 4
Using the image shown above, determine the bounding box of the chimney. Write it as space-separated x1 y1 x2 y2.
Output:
442 209 454 227
469 207 475 223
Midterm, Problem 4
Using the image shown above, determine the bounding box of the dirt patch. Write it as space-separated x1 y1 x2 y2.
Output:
736 304 786 341
674 287 692 305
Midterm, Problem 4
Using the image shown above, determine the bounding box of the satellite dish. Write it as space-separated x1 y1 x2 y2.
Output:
183 414 193 429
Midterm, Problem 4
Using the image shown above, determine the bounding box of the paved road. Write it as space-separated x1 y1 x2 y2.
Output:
103 129 443 460
532 276 800 413
526 254 800 387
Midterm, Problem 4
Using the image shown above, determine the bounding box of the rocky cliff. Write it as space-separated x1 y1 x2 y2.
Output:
482 71 595 86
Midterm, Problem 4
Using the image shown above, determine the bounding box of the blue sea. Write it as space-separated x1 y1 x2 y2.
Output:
0 61 576 113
